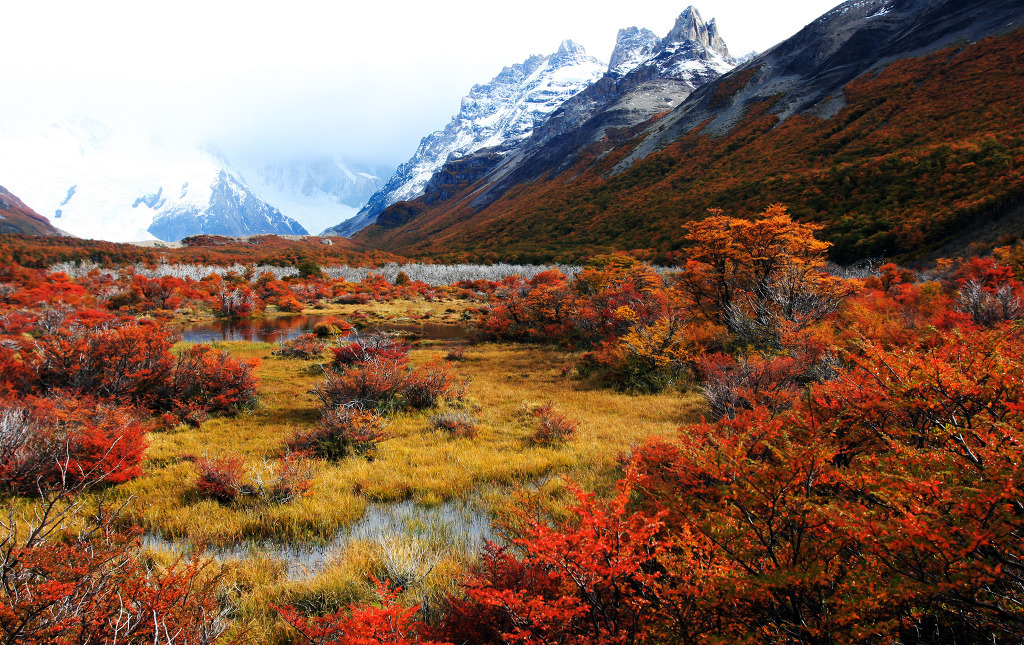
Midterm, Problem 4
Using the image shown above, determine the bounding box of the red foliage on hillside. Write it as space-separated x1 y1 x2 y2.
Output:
0 185 63 237
355 29 1024 265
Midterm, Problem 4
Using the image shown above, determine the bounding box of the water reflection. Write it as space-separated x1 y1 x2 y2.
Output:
174 314 469 344
143 498 497 581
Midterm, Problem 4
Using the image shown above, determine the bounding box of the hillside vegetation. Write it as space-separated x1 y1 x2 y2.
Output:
356 29 1024 265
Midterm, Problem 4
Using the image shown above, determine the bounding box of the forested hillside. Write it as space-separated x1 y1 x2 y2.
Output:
355 18 1024 265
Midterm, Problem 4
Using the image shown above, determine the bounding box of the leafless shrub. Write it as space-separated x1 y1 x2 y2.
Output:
956 280 1024 327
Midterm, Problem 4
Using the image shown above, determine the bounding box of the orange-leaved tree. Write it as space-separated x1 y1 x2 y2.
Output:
679 204 851 350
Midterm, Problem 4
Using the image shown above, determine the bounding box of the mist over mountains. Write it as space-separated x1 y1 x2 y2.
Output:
2 0 1022 266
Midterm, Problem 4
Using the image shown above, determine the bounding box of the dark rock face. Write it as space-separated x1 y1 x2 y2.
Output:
148 171 308 242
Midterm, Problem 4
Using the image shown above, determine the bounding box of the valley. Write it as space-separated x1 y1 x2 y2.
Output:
4 0 1024 642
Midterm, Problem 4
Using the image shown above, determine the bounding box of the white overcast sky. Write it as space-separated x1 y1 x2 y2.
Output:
2 0 842 168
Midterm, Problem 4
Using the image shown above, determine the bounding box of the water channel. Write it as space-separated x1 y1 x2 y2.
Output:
173 314 470 344
144 498 499 581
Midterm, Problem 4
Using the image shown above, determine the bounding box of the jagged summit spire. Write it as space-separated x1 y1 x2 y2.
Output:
706 18 731 58
609 26 660 75
556 39 587 57
660 5 731 59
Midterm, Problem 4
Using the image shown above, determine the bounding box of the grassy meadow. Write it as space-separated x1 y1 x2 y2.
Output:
117 300 705 641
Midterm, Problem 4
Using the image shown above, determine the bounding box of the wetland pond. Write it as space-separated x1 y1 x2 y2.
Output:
173 314 470 344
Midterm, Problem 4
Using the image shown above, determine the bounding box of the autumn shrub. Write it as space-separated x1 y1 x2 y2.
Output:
169 344 259 417
330 333 410 371
443 345 466 362
285 404 389 460
255 451 314 503
194 454 245 503
621 325 1024 643
215 286 263 318
313 317 353 337
335 292 371 305
273 333 328 359
0 315 258 422
319 352 463 414
0 394 147 495
696 352 809 419
955 279 1024 326
581 316 721 393
11 317 177 402
316 356 410 412
276 295 306 313
528 403 577 445
430 411 478 438
434 474 674 645
402 359 465 410
679 205 852 350
0 452 233 645
195 452 312 505
276 577 444 645
0 528 232 645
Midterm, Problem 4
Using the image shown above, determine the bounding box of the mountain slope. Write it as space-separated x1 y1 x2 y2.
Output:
352 5 737 245
329 40 607 236
443 5 736 217
352 0 1024 264
0 185 65 237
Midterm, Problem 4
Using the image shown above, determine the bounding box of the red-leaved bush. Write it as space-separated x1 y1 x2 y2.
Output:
316 356 463 414
434 473 674 645
285 405 389 460
330 334 410 371
0 315 257 422
0 394 147 494
528 403 577 445
194 454 246 503
276 577 449 645
273 333 329 359
195 452 312 504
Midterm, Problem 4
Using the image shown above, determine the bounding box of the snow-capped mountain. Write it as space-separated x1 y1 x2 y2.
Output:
0 114 309 242
608 27 660 77
329 39 607 236
523 6 736 156
147 170 307 241
226 156 388 236
643 8 734 82
350 6 741 251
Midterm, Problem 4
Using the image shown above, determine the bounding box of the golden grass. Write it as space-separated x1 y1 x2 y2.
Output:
10 300 708 642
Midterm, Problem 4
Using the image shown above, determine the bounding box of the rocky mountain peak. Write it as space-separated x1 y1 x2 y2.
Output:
328 40 607 235
706 18 731 58
661 6 731 59
555 39 587 58
608 26 660 76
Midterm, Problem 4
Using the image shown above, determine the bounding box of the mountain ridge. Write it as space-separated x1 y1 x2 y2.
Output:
334 5 736 239
327 39 609 236
349 0 1024 264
